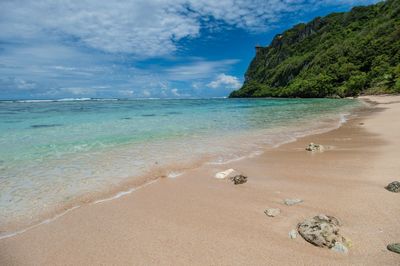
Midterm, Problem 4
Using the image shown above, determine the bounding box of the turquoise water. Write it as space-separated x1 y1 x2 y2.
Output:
0 98 362 231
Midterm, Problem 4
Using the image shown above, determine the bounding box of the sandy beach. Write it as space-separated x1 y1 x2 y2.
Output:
1 95 399 265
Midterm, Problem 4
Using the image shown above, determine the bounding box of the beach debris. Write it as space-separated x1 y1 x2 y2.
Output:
297 214 348 250
387 243 400 254
230 174 248 185
289 229 297 239
264 208 281 217
284 199 303 206
305 143 324 152
214 169 239 179
385 181 400 193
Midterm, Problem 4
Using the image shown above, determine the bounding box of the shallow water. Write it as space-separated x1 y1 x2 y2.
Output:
0 98 362 231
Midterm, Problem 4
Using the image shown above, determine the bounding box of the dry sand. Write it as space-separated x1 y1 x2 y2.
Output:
1 95 399 265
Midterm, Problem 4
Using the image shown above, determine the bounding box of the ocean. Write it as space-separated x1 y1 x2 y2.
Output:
0 97 362 235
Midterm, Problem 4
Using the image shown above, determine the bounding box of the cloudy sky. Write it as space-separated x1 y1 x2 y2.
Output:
0 0 378 99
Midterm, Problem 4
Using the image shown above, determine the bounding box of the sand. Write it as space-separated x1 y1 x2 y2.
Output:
1 95 399 265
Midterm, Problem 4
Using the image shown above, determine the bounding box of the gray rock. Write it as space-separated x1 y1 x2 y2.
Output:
387 243 400 254
284 199 303 206
331 242 348 254
305 143 324 152
230 174 247 185
385 181 400 193
289 229 297 239
297 214 346 249
264 208 281 217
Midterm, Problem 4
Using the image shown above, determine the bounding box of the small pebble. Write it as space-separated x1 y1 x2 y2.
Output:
289 229 297 239
284 199 303 206
264 208 280 217
331 242 348 254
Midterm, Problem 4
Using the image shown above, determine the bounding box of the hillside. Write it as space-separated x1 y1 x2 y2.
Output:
230 0 400 98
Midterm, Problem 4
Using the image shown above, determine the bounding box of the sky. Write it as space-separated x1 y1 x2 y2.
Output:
0 0 379 100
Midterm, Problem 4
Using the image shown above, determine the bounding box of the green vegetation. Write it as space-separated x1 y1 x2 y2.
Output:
230 0 400 98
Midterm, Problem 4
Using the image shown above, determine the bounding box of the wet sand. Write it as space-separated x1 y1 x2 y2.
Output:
1 95 399 265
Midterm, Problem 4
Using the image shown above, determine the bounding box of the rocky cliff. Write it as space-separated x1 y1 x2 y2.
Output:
230 0 400 98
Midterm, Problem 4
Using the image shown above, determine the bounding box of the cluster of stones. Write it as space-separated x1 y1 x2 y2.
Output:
213 167 400 255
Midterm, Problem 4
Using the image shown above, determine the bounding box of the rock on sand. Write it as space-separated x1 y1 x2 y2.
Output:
289 229 297 239
306 143 324 152
387 243 400 254
297 214 348 251
264 208 281 217
385 181 400 193
284 199 303 206
230 174 247 185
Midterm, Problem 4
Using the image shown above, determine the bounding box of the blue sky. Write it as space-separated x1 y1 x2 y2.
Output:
0 0 379 100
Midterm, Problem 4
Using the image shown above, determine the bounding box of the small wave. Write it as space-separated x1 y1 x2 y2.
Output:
272 113 352 149
0 179 160 240
272 136 298 148
93 179 158 204
93 188 137 204
91 98 119 101
207 155 248 165
167 171 183 178
339 113 349 124
0 206 80 240
15 98 119 103
56 98 92 102
207 150 264 165
16 99 55 103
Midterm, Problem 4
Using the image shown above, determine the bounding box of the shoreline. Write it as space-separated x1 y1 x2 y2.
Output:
1 95 399 265
0 100 362 236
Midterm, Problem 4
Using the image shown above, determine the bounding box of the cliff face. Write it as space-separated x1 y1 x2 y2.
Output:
230 0 400 98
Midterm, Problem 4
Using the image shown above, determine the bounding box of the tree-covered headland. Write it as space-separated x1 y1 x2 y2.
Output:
230 0 400 98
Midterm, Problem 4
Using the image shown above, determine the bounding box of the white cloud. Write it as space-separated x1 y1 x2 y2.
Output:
207 74 242 89
0 0 379 57
142 89 151 97
171 88 180 96
118 90 135 97
165 59 239 80
191 82 202 90
170 88 192 97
